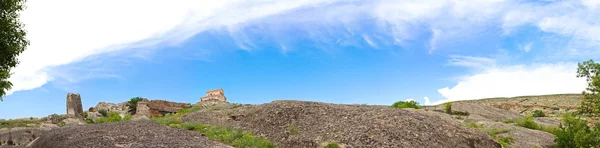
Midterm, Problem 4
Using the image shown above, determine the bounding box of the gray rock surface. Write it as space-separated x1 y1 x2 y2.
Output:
29 121 233 148
183 100 501 148
479 121 556 148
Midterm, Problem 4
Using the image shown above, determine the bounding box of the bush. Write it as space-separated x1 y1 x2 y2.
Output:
128 97 144 114
391 100 422 109
95 112 130 124
532 110 546 117
443 102 453 114
515 116 539 130
326 142 340 148
83 112 88 118
554 114 600 147
98 109 108 117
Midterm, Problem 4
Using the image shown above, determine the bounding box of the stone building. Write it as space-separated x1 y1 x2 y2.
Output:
66 93 83 119
199 88 227 102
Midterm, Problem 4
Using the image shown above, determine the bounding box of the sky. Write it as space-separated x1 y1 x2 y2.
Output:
1 0 599 119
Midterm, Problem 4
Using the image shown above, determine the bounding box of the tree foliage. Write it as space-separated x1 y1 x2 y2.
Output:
391 100 422 109
554 114 600 148
0 0 29 100
577 60 600 116
128 97 144 114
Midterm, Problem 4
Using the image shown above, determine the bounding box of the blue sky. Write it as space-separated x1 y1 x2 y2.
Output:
1 0 599 119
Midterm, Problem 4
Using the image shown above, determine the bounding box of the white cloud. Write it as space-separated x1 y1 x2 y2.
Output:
448 55 497 69
519 43 533 52
8 0 600 95
404 98 415 102
436 62 587 105
9 0 341 95
423 97 431 106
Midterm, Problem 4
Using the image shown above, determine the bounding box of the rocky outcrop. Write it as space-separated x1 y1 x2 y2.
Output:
479 121 556 148
91 102 129 114
136 100 191 118
0 127 48 147
66 93 83 119
29 121 233 148
183 100 502 148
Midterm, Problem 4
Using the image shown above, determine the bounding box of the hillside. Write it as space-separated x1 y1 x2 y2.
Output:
0 93 597 147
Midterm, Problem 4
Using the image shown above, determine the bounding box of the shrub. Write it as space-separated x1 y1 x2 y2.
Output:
85 119 94 124
95 112 130 124
532 110 546 117
515 116 539 130
83 112 88 118
128 97 144 114
98 109 108 117
326 142 340 148
554 114 600 147
391 100 422 109
443 102 453 114
57 121 66 127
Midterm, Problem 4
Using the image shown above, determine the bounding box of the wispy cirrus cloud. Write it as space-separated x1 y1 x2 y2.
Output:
9 0 600 97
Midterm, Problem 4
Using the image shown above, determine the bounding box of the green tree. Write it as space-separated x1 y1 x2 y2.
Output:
0 0 29 100
128 97 144 114
391 100 422 109
554 114 600 147
577 60 600 116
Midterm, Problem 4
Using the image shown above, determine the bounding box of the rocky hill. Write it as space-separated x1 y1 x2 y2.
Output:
2 92 592 147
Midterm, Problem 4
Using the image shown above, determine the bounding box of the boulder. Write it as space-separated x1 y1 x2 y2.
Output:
62 118 85 126
48 114 68 124
132 115 150 121
86 112 102 123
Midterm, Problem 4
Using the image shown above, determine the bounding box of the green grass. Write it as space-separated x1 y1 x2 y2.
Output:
151 105 274 148
465 122 483 128
505 116 557 133
174 123 274 148
286 125 301 135
497 136 515 148
0 117 47 128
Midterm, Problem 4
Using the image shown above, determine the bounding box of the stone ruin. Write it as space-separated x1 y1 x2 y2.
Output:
135 99 191 118
199 88 227 102
66 93 83 119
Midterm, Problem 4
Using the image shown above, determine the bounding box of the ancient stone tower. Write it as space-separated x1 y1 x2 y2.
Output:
66 93 84 119
199 88 227 102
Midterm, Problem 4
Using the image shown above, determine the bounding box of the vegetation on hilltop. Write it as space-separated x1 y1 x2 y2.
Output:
391 100 422 109
0 0 30 100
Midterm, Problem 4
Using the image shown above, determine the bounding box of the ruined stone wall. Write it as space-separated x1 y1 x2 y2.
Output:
136 100 151 117
66 93 83 119
135 100 190 118
200 88 227 102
